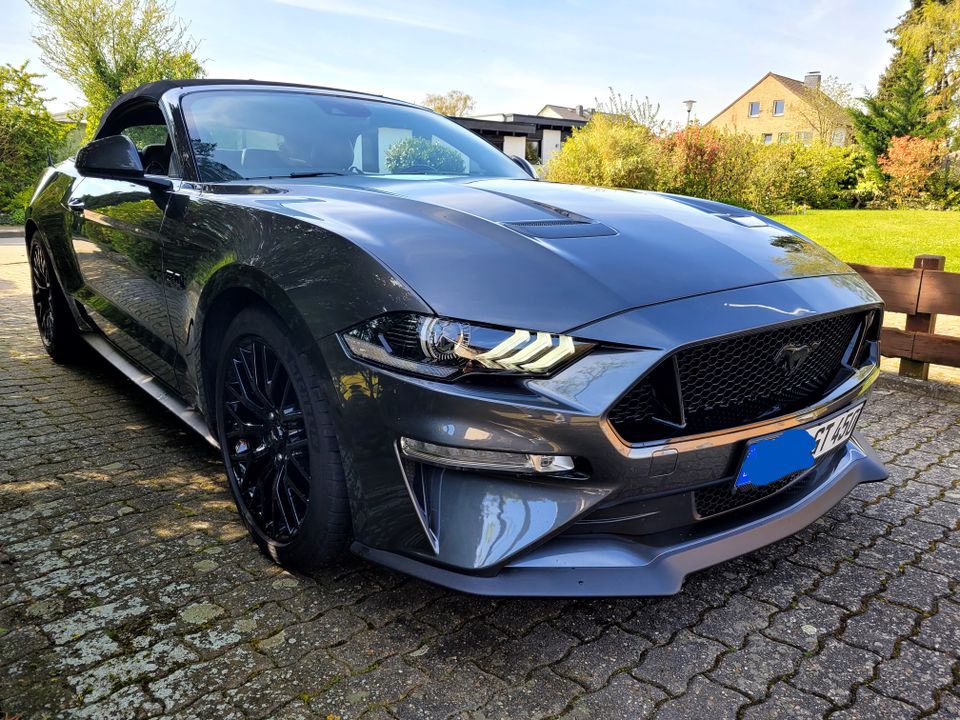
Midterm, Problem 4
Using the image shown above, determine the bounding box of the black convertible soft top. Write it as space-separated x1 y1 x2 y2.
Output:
94 78 392 137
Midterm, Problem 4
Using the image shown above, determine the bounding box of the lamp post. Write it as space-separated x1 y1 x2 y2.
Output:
683 99 696 126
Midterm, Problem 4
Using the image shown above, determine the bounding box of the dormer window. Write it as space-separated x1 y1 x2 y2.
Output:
773 99 785 116
748 101 761 117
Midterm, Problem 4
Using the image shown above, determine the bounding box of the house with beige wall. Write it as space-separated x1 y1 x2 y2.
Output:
704 71 852 146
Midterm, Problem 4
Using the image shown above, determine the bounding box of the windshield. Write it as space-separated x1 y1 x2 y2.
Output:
181 89 527 182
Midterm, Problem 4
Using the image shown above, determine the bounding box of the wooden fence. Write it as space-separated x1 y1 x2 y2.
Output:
850 254 960 380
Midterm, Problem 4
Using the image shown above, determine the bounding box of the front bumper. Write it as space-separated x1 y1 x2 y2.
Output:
353 432 886 596
321 275 887 596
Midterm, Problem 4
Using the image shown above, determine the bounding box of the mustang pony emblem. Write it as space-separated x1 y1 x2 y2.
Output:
774 342 821 374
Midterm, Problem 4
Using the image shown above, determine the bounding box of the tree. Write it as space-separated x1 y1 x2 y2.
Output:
0 62 67 217
897 0 959 125
422 90 475 116
26 0 204 137
851 54 943 166
796 75 855 143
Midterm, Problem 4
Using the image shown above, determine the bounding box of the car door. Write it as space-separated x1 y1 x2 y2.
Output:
68 119 180 389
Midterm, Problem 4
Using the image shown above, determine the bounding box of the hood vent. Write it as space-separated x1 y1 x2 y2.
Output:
503 218 617 239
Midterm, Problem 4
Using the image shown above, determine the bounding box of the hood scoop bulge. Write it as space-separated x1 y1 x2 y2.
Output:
502 218 618 239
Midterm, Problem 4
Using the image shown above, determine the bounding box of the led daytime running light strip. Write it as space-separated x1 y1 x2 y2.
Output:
475 330 576 371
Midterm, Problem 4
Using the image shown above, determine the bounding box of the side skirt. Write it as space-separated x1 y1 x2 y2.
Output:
81 333 219 449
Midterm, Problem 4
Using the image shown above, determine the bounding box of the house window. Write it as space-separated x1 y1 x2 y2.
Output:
778 132 791 144
748 101 761 117
762 133 774 145
796 131 814 145
831 128 847 146
773 99 785 116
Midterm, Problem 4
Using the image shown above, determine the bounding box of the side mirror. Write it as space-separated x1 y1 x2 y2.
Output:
76 135 144 179
510 155 538 179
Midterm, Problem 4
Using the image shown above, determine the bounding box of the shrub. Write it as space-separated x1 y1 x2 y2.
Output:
543 118 873 214
655 125 756 207
2 186 34 225
543 114 658 188
878 135 942 204
384 137 465 174
747 143 867 214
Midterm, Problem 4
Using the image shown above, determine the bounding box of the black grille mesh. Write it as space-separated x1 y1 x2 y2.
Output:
694 470 806 518
609 312 863 443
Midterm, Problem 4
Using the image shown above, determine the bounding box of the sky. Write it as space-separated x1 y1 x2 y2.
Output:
1 0 910 125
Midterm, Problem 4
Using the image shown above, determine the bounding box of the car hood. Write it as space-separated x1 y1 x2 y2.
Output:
237 177 853 333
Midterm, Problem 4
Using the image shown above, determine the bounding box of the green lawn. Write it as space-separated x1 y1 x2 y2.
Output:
768 209 960 272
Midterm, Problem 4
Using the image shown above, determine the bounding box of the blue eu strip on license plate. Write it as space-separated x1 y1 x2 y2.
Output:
735 428 816 490
734 403 864 490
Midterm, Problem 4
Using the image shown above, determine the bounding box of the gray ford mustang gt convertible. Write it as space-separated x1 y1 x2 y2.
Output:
25 79 887 596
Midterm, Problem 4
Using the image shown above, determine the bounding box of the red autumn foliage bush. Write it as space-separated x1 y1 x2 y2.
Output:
877 135 942 203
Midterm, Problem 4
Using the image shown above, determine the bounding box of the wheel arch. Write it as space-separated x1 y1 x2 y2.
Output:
195 263 328 431
25 218 37 251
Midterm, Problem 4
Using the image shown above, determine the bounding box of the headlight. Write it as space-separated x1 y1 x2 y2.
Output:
341 313 593 379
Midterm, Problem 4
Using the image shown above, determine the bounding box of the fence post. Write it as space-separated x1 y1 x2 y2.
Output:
900 254 947 379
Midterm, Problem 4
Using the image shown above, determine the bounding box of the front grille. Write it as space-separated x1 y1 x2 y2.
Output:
694 470 807 518
609 312 864 443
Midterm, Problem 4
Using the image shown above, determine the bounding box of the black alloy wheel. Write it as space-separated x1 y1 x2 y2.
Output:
30 240 55 349
222 336 311 543
28 238 82 362
215 304 350 570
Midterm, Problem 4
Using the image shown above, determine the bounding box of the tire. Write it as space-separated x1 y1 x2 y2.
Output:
214 304 350 571
28 238 84 363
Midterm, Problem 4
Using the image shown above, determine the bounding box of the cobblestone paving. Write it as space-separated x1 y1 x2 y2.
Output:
1 242 959 719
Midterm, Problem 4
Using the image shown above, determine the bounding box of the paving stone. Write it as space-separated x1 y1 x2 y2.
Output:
563 672 667 719
631 629 726 695
744 561 821 609
477 621 580 683
888 517 948 549
740 681 832 720
914 599 960 656
477 667 583 720
829 686 919 720
650 676 748 720
393 661 504 718
406 618 508 680
555 626 649 691
694 594 777 647
224 655 343 719
871 640 955 711
148 646 273 713
67 637 198 703
308 655 427 719
548 598 631 642
928 691 960 719
330 616 432 671
813 562 888 611
882 565 951 612
918 540 960 576
620 593 718 644
762 596 847 651
841 600 920 658
792 639 881 704
854 537 918 570
709 634 802 700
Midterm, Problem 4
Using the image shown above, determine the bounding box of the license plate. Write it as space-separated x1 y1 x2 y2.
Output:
735 403 864 490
